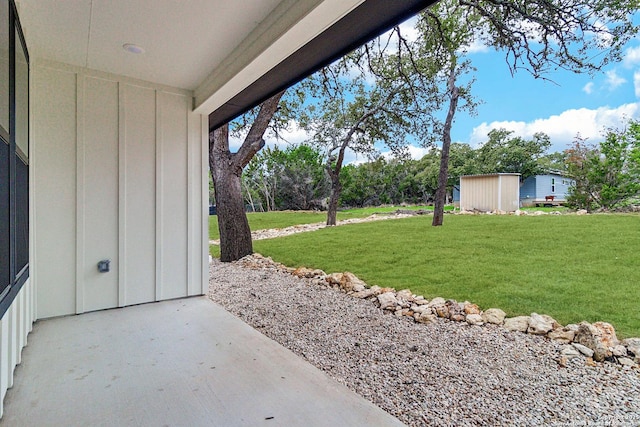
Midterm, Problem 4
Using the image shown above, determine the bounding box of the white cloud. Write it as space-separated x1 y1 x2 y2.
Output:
230 121 309 152
589 20 614 48
605 70 627 90
468 103 640 152
635 72 640 98
623 45 640 68
406 145 431 160
380 144 431 162
396 15 419 44
461 38 490 54
582 82 594 95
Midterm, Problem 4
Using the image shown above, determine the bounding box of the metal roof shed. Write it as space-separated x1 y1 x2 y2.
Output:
459 173 521 212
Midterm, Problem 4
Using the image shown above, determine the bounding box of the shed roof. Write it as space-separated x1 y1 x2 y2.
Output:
460 173 521 179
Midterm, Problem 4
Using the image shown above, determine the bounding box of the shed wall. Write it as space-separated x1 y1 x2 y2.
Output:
460 174 520 212
32 61 208 319
499 175 520 211
460 176 497 211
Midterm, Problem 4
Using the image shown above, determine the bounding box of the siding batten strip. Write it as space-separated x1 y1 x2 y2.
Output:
498 175 502 211
201 115 208 295
118 82 126 307
155 91 163 301
186 100 193 296
75 72 85 314
0 313 8 408
7 306 15 387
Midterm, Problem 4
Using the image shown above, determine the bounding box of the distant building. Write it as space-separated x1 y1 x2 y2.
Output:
457 173 521 212
453 171 575 209
520 172 574 207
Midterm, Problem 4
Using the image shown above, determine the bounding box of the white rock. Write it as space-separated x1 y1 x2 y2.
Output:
396 289 413 300
617 357 636 367
377 293 399 310
574 322 612 362
504 316 531 332
611 345 627 357
352 288 379 299
414 296 428 305
466 314 484 326
576 209 588 215
418 313 437 324
413 306 432 315
548 329 575 344
325 272 343 285
561 345 581 358
482 308 506 325
427 297 446 308
565 324 580 332
572 343 594 358
351 283 366 293
527 313 555 335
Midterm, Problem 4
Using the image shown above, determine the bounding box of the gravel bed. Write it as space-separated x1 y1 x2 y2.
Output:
208 259 640 426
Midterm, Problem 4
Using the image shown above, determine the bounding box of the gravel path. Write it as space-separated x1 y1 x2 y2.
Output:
209 212 420 245
209 258 640 426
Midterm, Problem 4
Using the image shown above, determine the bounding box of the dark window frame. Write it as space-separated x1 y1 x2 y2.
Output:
0 0 29 317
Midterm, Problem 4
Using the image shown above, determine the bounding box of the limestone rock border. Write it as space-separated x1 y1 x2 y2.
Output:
237 253 640 370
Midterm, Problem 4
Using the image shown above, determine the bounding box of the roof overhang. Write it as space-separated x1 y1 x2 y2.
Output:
202 0 437 129
17 0 436 130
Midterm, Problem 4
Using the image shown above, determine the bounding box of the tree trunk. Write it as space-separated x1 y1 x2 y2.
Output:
326 144 347 226
327 168 341 225
211 125 253 261
433 64 460 227
209 90 285 261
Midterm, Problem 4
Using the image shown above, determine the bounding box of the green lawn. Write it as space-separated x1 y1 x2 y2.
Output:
244 213 640 338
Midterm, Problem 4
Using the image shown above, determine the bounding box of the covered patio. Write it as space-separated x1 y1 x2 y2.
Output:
0 297 403 425
0 0 435 423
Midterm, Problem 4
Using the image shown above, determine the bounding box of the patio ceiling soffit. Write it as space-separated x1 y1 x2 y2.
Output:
199 0 437 130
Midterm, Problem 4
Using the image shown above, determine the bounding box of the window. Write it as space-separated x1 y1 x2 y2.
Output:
14 24 27 276
0 0 7 137
0 0 29 309
1 136 8 294
551 178 555 193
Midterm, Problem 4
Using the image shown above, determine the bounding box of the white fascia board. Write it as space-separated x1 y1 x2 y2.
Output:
193 0 365 115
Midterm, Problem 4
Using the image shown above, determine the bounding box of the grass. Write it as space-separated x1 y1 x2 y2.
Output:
245 213 640 338
208 205 434 241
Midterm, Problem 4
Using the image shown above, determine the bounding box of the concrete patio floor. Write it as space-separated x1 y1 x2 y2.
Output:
1 297 404 426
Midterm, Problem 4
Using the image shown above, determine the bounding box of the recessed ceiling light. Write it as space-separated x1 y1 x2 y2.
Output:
123 43 145 54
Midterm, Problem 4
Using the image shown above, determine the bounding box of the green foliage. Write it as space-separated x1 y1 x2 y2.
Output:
242 145 329 211
566 121 640 211
298 46 433 158
474 129 551 180
338 152 443 207
252 214 640 338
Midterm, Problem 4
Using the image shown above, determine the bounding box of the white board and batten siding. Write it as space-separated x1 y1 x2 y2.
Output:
31 60 209 319
459 173 521 212
0 279 35 417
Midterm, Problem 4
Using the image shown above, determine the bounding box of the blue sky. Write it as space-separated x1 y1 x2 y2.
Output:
451 37 640 153
234 13 640 162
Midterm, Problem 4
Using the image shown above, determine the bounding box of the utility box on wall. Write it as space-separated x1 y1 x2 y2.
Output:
459 173 521 212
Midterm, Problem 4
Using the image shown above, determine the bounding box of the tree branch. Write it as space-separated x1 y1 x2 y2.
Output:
234 90 286 173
